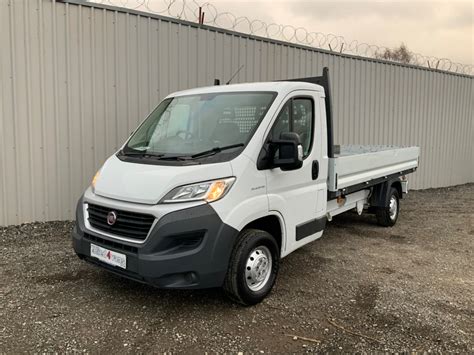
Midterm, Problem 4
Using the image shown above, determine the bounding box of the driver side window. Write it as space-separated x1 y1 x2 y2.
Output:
270 97 314 157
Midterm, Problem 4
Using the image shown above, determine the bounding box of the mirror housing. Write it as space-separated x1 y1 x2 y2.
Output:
271 132 304 170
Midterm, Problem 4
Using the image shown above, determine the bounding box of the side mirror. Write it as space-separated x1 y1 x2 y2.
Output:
271 132 304 170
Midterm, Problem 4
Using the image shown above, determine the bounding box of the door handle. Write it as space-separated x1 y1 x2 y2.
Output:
312 160 319 180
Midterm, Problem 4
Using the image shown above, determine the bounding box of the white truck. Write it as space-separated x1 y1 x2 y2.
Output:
72 68 419 305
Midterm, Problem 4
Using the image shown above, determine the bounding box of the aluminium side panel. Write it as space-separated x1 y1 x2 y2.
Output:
329 147 420 191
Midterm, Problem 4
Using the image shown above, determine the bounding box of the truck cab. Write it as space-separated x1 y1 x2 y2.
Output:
72 68 419 305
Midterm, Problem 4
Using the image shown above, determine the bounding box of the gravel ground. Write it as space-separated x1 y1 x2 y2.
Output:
1 184 473 353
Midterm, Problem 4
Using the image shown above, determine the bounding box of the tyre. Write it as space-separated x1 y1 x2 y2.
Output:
376 187 400 227
223 229 279 306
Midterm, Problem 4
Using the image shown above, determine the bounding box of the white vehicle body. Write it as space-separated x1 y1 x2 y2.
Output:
72 68 419 304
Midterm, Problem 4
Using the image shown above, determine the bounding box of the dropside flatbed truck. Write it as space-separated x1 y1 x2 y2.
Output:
72 67 419 305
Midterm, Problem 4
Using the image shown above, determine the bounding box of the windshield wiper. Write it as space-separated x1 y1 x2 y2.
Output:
122 151 192 161
119 150 164 158
153 154 191 161
191 143 245 159
120 144 244 161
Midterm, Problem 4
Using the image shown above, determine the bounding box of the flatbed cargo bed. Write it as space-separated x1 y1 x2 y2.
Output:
328 145 419 193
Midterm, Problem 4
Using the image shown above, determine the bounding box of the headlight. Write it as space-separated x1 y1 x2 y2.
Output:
161 177 236 203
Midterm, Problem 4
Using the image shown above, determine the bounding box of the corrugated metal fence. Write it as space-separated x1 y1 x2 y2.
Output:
1 0 473 226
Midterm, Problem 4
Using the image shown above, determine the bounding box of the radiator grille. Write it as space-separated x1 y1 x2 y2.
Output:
86 204 155 241
84 233 138 254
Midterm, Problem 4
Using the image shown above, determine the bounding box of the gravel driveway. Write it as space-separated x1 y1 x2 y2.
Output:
1 184 473 353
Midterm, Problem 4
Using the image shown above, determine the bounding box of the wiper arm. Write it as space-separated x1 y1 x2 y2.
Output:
120 144 244 161
120 149 192 161
119 149 164 158
153 154 190 161
191 143 245 159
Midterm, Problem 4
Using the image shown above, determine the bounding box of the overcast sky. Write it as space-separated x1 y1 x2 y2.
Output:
201 0 473 65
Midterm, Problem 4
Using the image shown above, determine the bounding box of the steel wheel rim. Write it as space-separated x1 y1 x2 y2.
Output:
245 245 272 291
389 195 398 220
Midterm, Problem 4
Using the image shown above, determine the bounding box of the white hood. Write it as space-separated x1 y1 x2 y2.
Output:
94 155 233 205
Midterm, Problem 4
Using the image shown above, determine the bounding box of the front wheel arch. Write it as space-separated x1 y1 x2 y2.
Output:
242 214 283 256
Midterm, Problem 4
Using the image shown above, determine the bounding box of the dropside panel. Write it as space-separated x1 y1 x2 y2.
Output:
328 146 419 191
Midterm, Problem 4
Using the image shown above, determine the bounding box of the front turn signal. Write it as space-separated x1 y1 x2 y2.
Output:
91 170 100 191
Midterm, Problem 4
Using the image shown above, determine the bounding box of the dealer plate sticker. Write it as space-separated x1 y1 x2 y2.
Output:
90 243 126 269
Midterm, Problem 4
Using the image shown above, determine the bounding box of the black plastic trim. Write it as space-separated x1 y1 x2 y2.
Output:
370 179 403 207
295 217 326 241
72 198 240 289
84 233 138 254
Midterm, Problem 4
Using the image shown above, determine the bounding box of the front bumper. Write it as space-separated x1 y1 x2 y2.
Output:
72 197 238 289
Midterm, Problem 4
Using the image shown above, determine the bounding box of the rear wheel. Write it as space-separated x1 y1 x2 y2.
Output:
376 187 400 227
223 229 279 305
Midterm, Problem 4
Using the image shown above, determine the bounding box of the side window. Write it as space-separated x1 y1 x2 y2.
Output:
271 102 290 141
293 99 313 156
270 97 313 157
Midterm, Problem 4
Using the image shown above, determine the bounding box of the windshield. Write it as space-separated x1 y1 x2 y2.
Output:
124 91 276 157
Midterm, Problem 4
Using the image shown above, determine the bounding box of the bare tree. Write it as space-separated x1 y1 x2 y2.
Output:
375 43 413 64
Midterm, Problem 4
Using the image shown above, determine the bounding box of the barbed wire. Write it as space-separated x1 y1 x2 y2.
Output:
88 0 473 75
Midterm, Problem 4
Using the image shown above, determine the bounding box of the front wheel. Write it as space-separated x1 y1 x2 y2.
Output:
223 229 279 305
376 187 400 227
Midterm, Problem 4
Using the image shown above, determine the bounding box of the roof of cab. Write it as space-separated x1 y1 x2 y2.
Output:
166 81 324 99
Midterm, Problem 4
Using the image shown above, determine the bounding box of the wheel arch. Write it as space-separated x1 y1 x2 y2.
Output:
369 178 403 207
241 213 285 256
391 180 403 199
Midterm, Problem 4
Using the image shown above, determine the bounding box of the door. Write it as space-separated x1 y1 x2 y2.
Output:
264 91 328 256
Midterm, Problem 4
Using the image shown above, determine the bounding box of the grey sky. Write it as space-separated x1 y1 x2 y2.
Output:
203 0 473 65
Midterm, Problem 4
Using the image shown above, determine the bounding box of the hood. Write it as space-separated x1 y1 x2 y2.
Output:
94 155 233 205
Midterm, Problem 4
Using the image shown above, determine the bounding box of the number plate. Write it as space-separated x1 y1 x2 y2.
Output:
90 243 126 269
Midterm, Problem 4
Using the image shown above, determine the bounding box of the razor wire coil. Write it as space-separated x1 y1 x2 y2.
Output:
87 0 473 75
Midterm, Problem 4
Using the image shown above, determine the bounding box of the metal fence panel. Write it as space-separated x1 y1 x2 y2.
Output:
0 0 473 225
